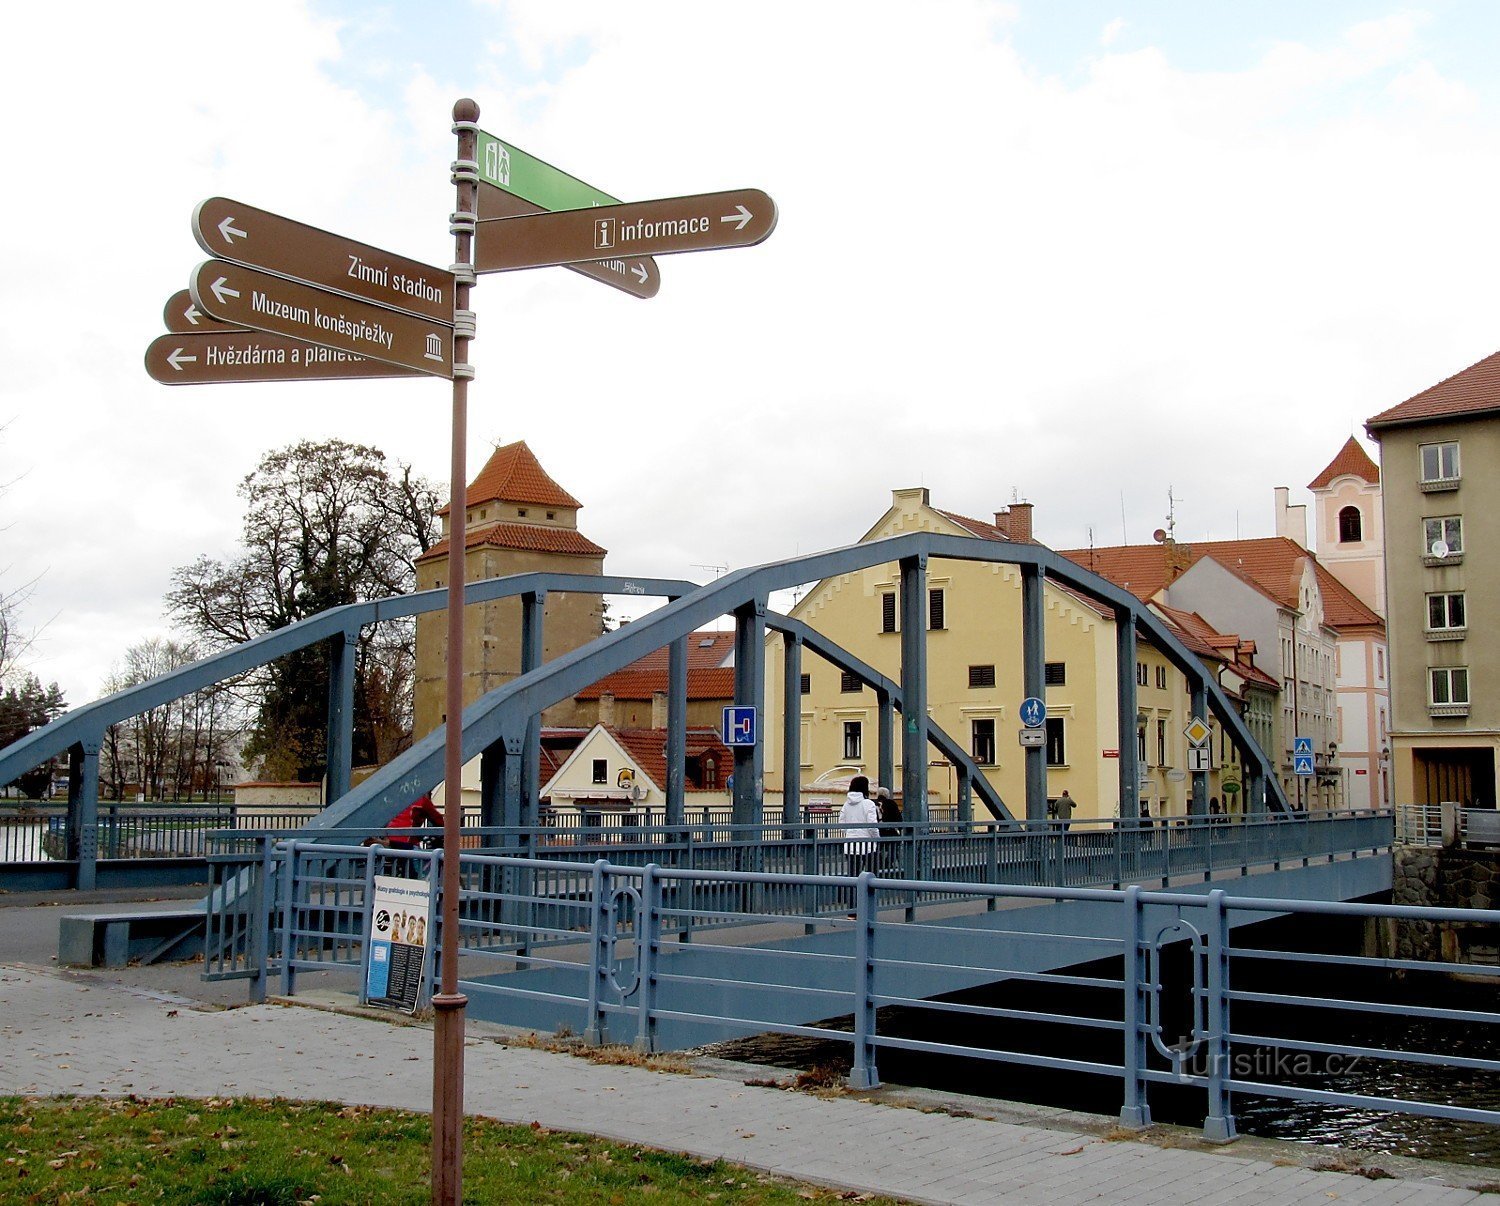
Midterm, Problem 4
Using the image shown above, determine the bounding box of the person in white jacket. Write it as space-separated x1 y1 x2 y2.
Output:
837 774 880 916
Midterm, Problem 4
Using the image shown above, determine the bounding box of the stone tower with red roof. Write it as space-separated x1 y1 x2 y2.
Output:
412 440 605 739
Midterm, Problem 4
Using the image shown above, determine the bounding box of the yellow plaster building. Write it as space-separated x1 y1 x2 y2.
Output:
763 489 1228 822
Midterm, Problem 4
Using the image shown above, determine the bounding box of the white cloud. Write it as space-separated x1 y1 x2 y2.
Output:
1101 17 1127 47
3 1 1498 707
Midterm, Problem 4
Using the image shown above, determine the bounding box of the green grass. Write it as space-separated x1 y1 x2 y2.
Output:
1 1095 900 1204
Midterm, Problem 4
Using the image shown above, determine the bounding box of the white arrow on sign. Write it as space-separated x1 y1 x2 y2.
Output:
209 277 240 306
183 303 204 326
167 348 197 370
720 204 753 231
632 264 648 284
217 215 247 244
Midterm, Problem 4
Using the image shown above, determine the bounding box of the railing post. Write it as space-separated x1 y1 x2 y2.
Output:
250 834 276 1005
279 841 298 997
847 871 880 1090
987 827 999 909
634 863 661 1054
1119 885 1150 1128
1202 889 1236 1143
584 860 610 1046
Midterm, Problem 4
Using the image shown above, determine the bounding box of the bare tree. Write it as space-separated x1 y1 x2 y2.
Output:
166 439 438 782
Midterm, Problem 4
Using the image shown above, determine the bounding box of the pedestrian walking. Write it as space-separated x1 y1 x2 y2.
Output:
838 775 880 917
875 785 902 873
1054 789 1076 831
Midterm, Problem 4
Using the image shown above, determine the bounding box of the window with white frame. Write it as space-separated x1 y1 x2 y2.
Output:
1136 662 1149 687
843 721 863 760
1424 515 1463 556
1419 441 1460 485
1429 667 1469 707
1045 717 1066 766
1427 592 1466 632
1154 665 1167 690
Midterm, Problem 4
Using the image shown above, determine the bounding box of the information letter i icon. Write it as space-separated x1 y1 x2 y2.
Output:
594 217 615 250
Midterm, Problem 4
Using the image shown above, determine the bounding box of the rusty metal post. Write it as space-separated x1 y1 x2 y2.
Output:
432 96 480 1206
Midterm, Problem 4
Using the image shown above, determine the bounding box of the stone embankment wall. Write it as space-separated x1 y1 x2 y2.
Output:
1375 846 1499 968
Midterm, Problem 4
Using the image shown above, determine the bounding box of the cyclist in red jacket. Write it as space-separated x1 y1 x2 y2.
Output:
364 793 444 849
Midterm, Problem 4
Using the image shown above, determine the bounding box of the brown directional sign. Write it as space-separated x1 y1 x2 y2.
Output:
477 183 660 299
192 197 455 325
475 188 776 273
146 331 424 385
163 288 246 334
189 260 453 378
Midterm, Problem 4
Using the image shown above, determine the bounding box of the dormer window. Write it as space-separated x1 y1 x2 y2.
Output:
517 507 528 517
546 510 556 520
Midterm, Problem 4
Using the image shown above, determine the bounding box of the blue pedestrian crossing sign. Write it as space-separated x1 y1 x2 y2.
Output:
1019 697 1047 728
722 705 757 747
1294 753 1315 776
1293 736 1313 756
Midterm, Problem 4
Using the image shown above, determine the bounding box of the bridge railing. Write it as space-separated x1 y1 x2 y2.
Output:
205 810 1393 988
234 836 1495 1145
1395 802 1499 847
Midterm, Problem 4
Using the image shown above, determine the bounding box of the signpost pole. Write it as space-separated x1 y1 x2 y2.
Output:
432 96 479 1206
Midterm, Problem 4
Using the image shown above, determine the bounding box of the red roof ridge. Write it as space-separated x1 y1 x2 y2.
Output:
1307 436 1380 489
418 520 606 562
1367 349 1500 430
437 439 583 515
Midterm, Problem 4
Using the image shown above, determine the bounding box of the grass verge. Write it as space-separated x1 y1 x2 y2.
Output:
2 1095 900 1204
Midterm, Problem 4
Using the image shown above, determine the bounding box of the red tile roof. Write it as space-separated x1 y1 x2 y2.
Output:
607 726 732 794
1366 350 1500 430
1060 537 1383 633
417 520 606 563
1307 436 1379 489
1151 604 1229 662
437 440 582 516
938 509 1012 541
575 631 735 701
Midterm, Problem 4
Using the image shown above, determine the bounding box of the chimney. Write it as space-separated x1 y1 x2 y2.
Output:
1274 487 1308 549
600 691 616 726
651 690 668 729
1000 502 1033 542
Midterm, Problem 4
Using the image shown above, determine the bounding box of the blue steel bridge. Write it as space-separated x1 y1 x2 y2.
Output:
8 534 1487 1144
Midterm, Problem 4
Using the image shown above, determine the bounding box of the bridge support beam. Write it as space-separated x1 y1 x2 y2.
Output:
521 591 546 826
1115 607 1139 822
876 689 894 800
1189 680 1208 816
325 627 358 806
667 633 687 826
1021 563 1047 823
66 738 102 891
781 636 800 825
732 598 766 826
899 555 929 822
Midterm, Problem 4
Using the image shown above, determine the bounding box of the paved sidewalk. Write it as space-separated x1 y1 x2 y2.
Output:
1 964 1493 1205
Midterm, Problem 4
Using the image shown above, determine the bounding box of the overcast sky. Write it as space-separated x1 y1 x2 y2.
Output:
5 1 1500 706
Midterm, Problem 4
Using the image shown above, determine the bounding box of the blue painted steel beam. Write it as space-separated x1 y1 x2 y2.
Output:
520 592 546 826
667 634 687 826
781 636 801 825
325 628 358 805
1021 563 1048 822
900 555 929 822
0 572 697 788
732 598 767 825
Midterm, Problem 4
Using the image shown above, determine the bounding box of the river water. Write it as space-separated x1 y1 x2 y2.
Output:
708 913 1499 1166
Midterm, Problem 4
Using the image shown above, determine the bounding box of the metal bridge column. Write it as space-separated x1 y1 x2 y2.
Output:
1189 679 1208 816
479 742 502 831
324 627 359 806
1115 607 1139 822
1021 563 1048 823
899 555 929 822
501 732 524 830
520 591 546 826
66 737 102 891
876 688 894 799
732 597 766 827
667 633 687 827
781 635 801 825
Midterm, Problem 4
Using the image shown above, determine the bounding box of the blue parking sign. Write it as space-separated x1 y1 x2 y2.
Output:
722 705 757 747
